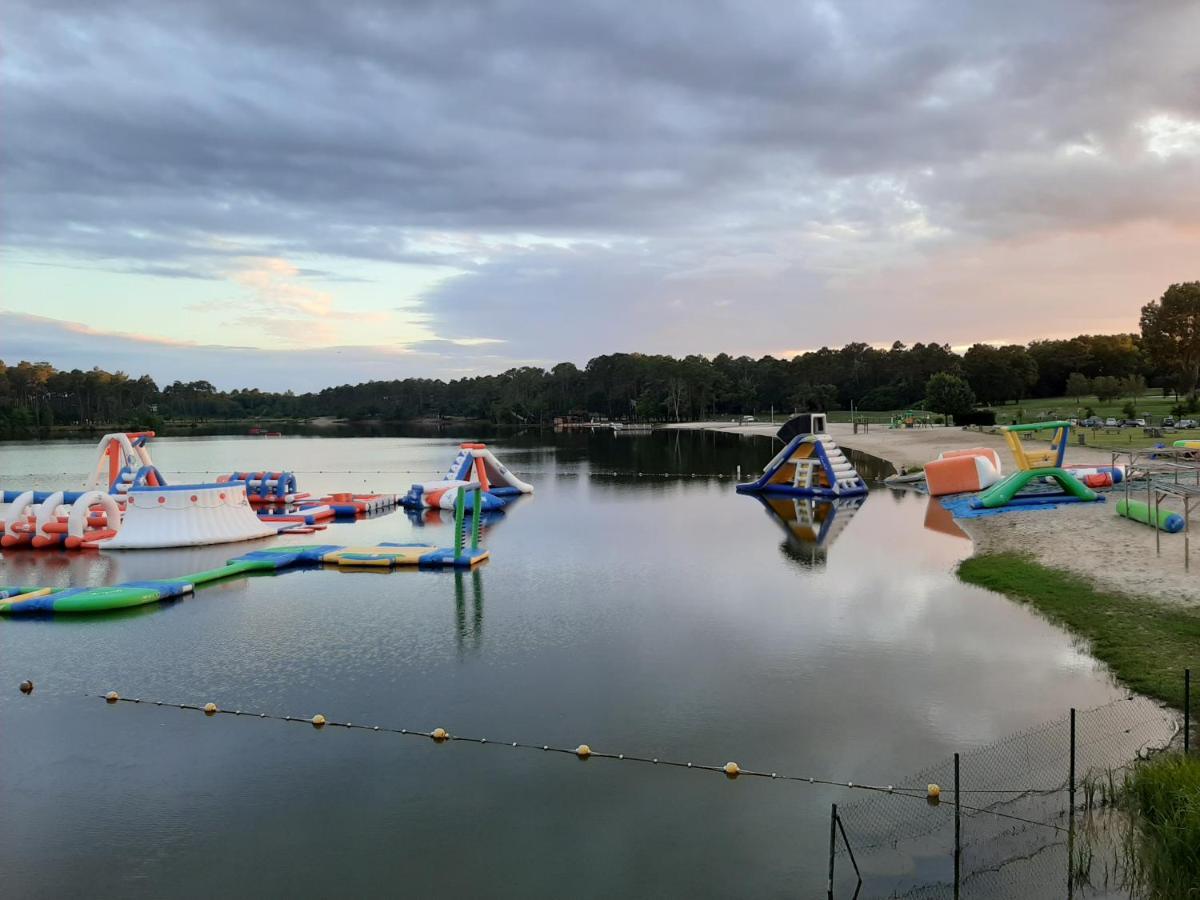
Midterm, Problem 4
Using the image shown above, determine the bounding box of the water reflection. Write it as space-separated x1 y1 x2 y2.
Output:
403 495 527 537
453 568 485 654
753 495 867 568
922 494 969 540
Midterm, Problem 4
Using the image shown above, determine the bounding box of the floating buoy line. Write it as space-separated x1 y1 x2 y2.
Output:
58 685 1065 832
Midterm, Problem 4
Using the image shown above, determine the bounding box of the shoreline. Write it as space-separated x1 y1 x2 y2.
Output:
660 419 1118 471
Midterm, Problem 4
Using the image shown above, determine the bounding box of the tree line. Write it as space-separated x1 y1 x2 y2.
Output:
2 282 1197 436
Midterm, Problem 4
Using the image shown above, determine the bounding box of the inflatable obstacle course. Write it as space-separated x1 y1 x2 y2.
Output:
216 470 397 517
220 471 303 504
1 486 491 616
961 422 1100 511
736 414 868 498
402 443 533 511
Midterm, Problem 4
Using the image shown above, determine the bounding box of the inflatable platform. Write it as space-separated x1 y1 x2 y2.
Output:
104 482 277 549
402 443 533 511
736 414 868 498
0 541 489 616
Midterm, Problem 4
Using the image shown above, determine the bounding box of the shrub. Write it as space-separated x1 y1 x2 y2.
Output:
954 409 997 427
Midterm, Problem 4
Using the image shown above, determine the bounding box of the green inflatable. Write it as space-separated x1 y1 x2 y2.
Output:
1116 498 1185 533
0 541 487 616
971 467 1099 510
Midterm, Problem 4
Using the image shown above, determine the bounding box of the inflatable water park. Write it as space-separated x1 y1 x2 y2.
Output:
2 462 497 616
402 443 533 511
736 414 868 498
0 434 535 616
917 422 1124 513
0 432 404 551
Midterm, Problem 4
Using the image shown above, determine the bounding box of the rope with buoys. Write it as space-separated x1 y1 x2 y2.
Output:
78 686 1067 831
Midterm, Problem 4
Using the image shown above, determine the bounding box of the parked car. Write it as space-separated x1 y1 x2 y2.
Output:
1135 418 1147 427
1081 416 1103 428
1179 419 1198 429
1104 417 1118 427
741 415 756 423
1163 416 1176 427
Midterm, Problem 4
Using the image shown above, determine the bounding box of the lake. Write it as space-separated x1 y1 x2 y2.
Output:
0 430 1129 897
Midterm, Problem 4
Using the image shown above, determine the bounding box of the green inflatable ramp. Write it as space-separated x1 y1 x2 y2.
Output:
971 467 1099 510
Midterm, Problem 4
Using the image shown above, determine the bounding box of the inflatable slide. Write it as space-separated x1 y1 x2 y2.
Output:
736 414 868 498
402 443 533 511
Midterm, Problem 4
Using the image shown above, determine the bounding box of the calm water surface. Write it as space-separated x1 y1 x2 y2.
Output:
0 431 1123 897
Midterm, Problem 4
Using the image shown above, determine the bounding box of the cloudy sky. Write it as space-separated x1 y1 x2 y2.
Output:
2 0 1198 390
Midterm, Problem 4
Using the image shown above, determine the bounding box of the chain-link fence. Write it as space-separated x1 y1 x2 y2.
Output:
830 690 1183 898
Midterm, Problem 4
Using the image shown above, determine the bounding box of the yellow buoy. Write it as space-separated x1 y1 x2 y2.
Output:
203 702 218 716
431 727 448 742
312 714 326 728
575 744 592 759
105 691 119 703
724 761 741 778
927 783 941 802
19 680 34 695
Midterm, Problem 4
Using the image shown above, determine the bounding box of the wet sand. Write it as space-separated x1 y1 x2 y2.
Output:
665 420 1200 604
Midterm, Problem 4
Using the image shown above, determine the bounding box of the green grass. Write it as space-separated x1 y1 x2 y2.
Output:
986 391 1182 422
961 554 1200 896
1125 753 1200 898
956 554 1200 711
1014 425 1200 452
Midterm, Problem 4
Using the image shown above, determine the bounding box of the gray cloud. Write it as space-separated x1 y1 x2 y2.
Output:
2 0 1198 372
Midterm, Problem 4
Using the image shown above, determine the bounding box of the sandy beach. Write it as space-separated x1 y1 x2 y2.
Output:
665 420 1200 605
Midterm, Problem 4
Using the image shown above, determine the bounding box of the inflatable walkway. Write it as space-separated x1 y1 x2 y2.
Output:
403 443 533 511
736 414 868 498
0 542 490 616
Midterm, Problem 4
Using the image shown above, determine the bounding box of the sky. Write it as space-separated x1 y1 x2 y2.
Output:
1 0 1198 391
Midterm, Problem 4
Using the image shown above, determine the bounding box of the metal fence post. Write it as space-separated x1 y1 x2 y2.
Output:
1068 707 1077 897
954 752 961 899
1069 708 1076 805
827 803 837 900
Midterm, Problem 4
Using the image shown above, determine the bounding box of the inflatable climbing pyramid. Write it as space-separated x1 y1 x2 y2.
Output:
736 414 868 498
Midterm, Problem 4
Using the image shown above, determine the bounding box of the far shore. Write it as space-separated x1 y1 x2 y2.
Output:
660 419 1119 470
665 419 1200 605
